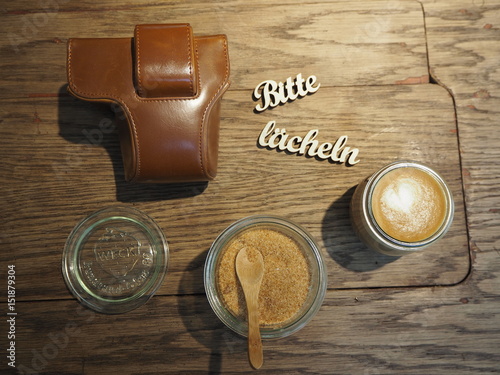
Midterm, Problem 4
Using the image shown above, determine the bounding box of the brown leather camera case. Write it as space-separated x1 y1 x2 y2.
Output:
67 24 230 183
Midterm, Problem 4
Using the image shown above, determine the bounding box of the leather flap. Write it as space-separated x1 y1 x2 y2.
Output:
134 24 198 98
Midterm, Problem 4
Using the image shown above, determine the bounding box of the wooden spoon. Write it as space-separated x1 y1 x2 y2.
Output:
235 247 265 370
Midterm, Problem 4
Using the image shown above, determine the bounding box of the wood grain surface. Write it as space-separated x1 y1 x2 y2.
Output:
0 84 469 301
0 1 427 98
6 286 500 374
1 0 499 374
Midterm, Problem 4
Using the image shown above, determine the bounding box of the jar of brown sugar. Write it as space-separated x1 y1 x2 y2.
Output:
204 215 327 339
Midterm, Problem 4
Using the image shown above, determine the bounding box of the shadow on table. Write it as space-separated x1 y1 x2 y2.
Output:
57 85 207 202
177 250 246 374
322 185 397 272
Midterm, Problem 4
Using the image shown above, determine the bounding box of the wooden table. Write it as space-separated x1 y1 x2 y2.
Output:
1 0 499 373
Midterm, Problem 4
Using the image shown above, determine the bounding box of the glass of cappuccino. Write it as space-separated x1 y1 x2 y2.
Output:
350 161 454 256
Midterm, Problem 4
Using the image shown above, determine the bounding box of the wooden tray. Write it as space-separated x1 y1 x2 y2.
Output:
0 0 468 302
0 83 468 300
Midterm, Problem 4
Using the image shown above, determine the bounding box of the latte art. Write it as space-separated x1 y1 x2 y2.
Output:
371 167 448 243
350 161 454 256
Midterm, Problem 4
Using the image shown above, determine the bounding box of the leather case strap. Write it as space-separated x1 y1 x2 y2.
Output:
134 24 198 98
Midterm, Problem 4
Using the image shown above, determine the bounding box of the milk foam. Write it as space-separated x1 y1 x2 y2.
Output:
371 167 447 243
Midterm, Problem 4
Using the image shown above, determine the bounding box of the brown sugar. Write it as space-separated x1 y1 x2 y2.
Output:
216 227 311 326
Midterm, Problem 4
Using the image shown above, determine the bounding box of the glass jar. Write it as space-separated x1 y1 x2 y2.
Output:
350 161 454 256
62 206 169 313
204 215 327 339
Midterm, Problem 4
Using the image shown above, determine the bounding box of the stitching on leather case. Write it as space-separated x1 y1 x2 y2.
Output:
186 26 194 96
198 36 229 179
121 101 141 180
135 27 144 97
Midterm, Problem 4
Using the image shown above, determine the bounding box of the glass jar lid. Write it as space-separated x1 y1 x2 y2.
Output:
62 206 169 314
